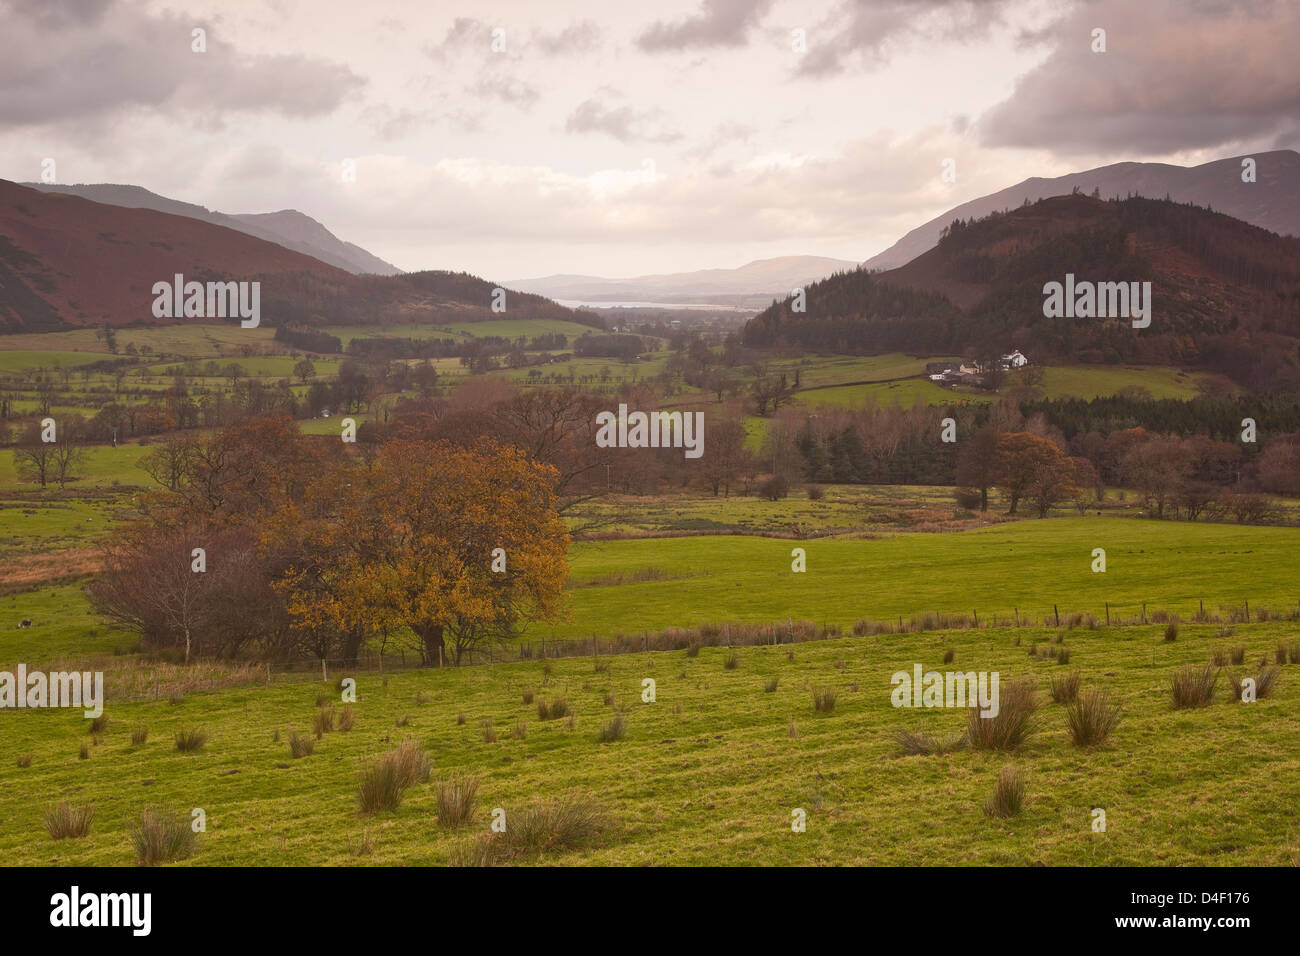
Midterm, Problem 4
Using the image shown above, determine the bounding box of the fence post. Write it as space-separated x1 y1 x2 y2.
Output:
1054 604 1060 627
1105 602 1110 625
322 658 327 683
1014 607 1020 627
1245 598 1250 622
1142 602 1147 624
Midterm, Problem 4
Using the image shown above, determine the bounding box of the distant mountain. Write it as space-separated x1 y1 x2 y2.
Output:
507 255 858 302
746 194 1300 392
0 180 588 333
863 150 1300 271
20 182 403 276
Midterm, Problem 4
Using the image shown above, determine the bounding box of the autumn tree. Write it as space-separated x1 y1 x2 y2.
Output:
955 425 1001 511
270 440 569 666
995 431 1072 515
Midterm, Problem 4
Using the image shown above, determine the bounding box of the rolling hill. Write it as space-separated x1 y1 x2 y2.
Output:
0 180 589 334
20 182 402 276
745 194 1300 392
863 150 1300 271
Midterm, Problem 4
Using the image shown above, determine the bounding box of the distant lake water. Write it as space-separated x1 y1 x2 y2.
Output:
555 299 754 312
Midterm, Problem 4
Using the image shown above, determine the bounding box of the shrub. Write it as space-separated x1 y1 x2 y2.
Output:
983 765 1024 818
760 475 789 501
895 729 967 756
812 687 837 713
597 715 626 743
130 726 148 746
451 794 607 865
435 774 481 829
44 802 94 840
1049 671 1081 704
313 705 336 738
806 484 825 501
967 679 1036 751
1171 664 1218 709
357 739 430 814
338 705 355 732
131 808 197 865
1065 688 1122 747
289 730 314 758
723 650 739 670
174 728 208 752
764 676 779 693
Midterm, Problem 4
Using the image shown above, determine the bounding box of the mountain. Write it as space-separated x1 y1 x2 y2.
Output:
863 150 1300 271
745 193 1300 392
507 255 859 303
20 182 403 276
0 180 588 334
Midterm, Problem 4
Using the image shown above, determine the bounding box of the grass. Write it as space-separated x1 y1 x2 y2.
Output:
967 679 1036 751
131 808 197 865
0 619 1298 864
1064 688 1123 747
984 765 1025 818
357 739 431 814
44 801 95 839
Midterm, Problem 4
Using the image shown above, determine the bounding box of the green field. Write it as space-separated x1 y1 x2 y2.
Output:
0 617 1295 865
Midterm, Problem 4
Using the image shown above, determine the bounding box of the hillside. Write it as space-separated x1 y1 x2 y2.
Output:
507 255 858 301
21 182 403 276
0 180 589 333
746 194 1300 391
864 150 1300 271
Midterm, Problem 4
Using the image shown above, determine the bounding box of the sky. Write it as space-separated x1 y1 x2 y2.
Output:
1 0 1297 280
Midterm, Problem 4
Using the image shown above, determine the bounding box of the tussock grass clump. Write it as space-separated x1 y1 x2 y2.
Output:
414 690 431 705
130 726 148 746
538 698 571 721
338 705 355 731
450 795 608 866
395 714 411 727
1049 670 1081 704
1276 644 1288 665
522 688 535 705
597 715 626 743
942 648 955 664
44 802 94 840
1211 648 1227 667
168 692 184 706
764 676 779 693
78 742 90 760
1171 664 1218 709
1055 648 1072 665
289 730 314 758
131 808 197 865
174 728 208 752
357 739 431 814
685 640 702 658
593 660 609 673
1164 621 1179 642
1230 645 1246 666
313 705 336 738
349 830 375 856
512 721 527 740
1065 688 1123 747
435 774 481 829
723 650 739 670
456 712 466 725
481 719 497 743
88 714 110 734
1228 666 1281 701
983 765 1024 818
16 753 32 768
787 717 798 738
1289 643 1300 665
967 679 1036 751
895 729 967 756
812 687 837 713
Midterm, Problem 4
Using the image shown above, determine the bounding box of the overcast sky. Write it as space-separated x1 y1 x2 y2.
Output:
1 0 1297 280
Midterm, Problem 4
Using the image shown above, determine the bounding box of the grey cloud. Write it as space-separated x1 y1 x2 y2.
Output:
565 98 682 143
533 21 601 56
0 0 363 126
978 0 1300 154
637 0 774 52
470 76 540 110
796 0 1013 78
